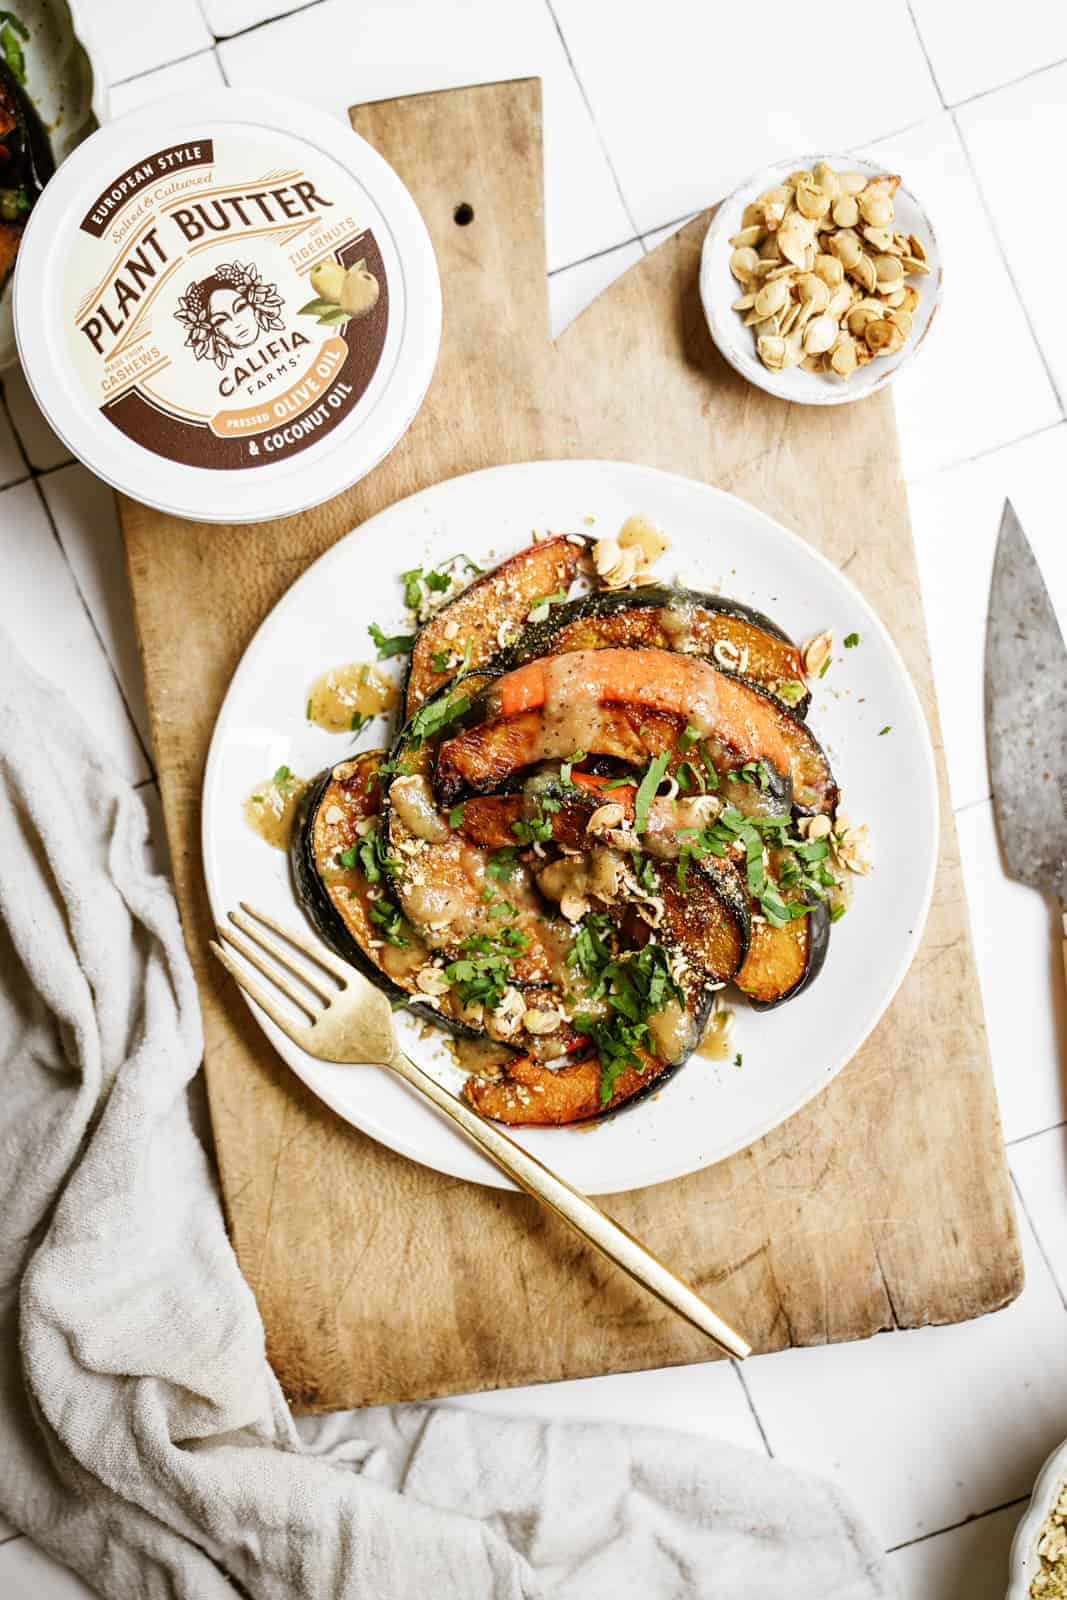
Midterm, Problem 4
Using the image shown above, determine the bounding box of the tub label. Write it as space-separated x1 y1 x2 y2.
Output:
65 133 390 471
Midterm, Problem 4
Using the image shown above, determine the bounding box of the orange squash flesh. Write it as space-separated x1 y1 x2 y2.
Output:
436 648 836 813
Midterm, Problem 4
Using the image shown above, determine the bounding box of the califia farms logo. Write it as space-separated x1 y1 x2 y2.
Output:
174 262 284 370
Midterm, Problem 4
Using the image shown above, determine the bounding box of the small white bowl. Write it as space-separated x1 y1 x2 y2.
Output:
1007 1438 1067 1599
700 152 943 406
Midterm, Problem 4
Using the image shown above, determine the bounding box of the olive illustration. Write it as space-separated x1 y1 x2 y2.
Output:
340 259 380 317
309 258 346 303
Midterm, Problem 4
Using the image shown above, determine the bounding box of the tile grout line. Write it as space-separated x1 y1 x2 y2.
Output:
885 1494 1030 1553
901 0 948 105
951 52 1067 114
107 43 217 92
211 0 326 48
1009 1169 1067 1314
952 110 1067 419
541 0 646 250
730 1361 774 1458
547 232 642 279
903 419 1065 486
1008 1118 1067 1150
30 477 157 784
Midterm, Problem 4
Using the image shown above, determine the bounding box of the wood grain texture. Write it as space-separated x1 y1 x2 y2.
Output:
118 79 1022 1412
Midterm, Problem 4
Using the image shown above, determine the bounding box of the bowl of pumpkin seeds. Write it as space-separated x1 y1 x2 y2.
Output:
700 153 942 405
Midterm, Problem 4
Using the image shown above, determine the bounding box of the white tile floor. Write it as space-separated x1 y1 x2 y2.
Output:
2 2 1066 1594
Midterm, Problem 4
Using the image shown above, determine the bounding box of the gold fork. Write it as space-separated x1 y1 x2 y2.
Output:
211 902 750 1360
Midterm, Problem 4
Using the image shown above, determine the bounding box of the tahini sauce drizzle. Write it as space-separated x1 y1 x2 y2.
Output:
243 771 308 849
696 1004 735 1062
307 661 396 733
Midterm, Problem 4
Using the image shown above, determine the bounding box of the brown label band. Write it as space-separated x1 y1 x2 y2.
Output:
100 232 389 471
80 142 216 238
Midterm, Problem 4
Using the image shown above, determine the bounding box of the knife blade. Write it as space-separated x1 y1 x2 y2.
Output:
985 500 1067 905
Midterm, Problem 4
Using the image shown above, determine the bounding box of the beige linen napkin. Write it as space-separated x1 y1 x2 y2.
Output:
0 628 896 1599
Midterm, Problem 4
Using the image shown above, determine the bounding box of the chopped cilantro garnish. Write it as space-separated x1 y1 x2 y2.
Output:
567 912 614 980
677 724 701 752
430 650 450 673
830 903 847 922
559 748 586 787
633 751 670 834
844 632 860 649
400 567 424 609
879 725 891 736
424 570 451 593
409 687 471 744
698 742 719 789
630 850 658 893
272 765 292 793
512 797 555 845
368 622 415 659
369 898 408 947
733 1052 743 1068
776 679 806 706
336 817 400 884
449 803 466 828
350 710 367 734
445 928 529 1011
486 847 518 882
572 943 683 1106
0 12 28 82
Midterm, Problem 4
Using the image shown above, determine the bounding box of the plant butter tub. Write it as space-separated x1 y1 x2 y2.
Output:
12 88 441 523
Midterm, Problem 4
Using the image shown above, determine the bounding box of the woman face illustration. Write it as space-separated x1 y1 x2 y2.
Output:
206 285 259 350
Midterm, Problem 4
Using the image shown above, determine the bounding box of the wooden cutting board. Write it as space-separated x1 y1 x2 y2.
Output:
119 79 1022 1412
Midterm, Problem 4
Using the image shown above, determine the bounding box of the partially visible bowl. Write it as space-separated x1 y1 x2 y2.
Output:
699 151 943 407
0 0 104 370
1007 1437 1067 1599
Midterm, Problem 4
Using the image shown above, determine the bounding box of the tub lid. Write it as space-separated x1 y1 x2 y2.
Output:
13 88 441 524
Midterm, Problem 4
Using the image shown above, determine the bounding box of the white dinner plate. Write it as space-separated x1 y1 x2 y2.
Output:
202 459 938 1194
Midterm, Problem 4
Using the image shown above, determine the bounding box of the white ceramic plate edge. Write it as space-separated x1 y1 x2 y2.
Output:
201 458 939 1194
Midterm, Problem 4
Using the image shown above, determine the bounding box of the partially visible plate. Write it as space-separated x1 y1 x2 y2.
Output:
202 459 939 1194
0 0 103 370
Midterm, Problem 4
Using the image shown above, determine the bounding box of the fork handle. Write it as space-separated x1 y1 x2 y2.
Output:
386 1049 750 1360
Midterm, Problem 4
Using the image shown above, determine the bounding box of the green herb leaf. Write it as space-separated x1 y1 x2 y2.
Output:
0 13 26 81
844 632 860 649
409 688 471 744
449 803 466 828
430 649 451 673
879 725 891 736
486 847 518 882
512 797 555 845
368 622 415 659
733 1052 743 1068
272 765 292 793
633 751 670 834
400 566 424 609
775 679 806 706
